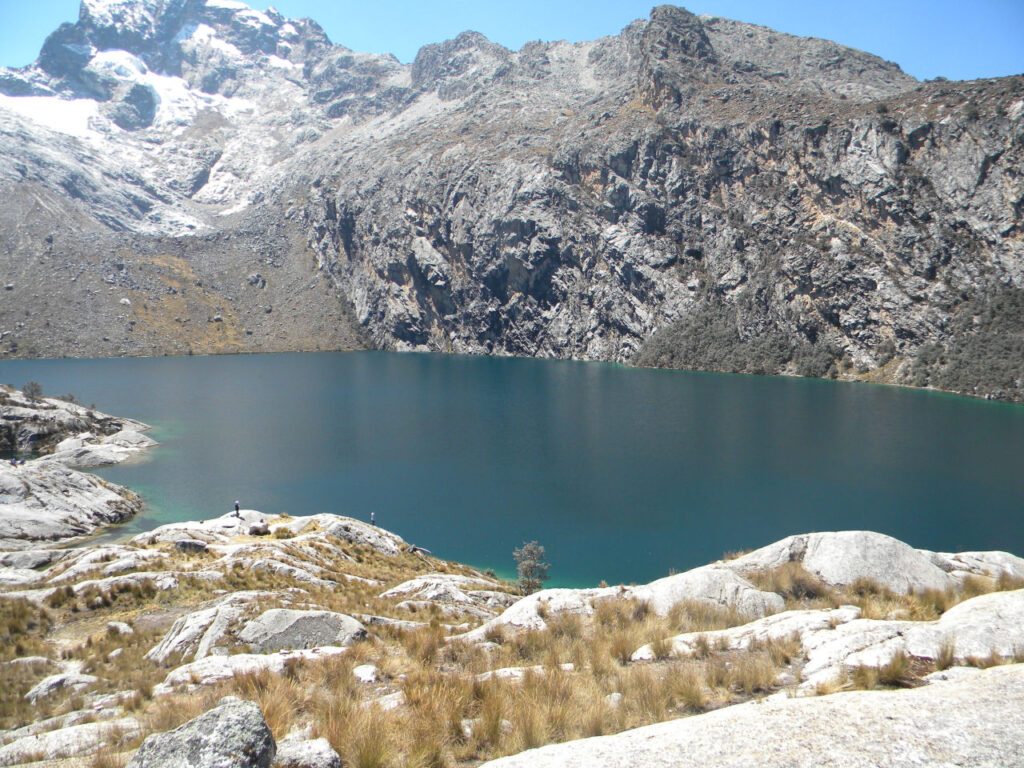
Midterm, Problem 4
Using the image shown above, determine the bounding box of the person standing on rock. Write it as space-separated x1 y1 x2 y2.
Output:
370 511 375 525
234 500 241 517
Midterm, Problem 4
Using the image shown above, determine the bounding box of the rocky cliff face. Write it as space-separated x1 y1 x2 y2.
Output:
1 2 1022 398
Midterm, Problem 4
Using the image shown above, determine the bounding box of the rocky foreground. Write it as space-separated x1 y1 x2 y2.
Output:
0 387 155 550
0 502 1022 766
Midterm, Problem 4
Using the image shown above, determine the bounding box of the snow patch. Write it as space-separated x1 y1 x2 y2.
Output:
217 199 250 216
178 23 244 58
266 55 297 70
206 0 250 9
0 94 103 139
237 9 276 27
88 50 149 79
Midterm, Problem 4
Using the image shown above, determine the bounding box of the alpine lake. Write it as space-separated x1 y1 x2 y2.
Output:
4 351 1023 587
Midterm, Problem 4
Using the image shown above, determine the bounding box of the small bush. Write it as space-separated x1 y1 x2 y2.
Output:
513 542 550 595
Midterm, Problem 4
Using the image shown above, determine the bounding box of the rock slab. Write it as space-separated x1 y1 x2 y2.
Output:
238 609 366 652
479 665 1024 768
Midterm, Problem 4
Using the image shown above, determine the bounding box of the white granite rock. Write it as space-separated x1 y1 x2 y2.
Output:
352 664 379 683
155 646 348 693
629 564 784 617
477 665 1024 768
380 573 502 605
238 609 367 652
146 592 265 664
631 605 862 662
273 737 342 768
24 673 98 703
0 461 144 550
42 427 157 469
727 531 954 593
0 717 139 766
454 587 619 642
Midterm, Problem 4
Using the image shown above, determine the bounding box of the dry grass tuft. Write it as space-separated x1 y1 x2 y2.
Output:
877 651 916 686
935 638 957 671
851 665 879 690
750 562 831 602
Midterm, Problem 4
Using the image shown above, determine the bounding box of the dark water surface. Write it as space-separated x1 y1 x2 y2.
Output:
4 351 1023 587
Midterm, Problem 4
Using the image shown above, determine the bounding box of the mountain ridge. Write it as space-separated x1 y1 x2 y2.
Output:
1 1 1022 399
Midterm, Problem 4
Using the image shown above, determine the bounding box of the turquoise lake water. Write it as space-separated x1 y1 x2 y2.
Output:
3 351 1023 587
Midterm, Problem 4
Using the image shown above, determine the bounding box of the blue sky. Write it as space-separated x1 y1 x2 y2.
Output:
1 0 1022 81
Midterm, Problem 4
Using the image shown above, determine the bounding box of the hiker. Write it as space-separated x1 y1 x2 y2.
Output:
370 511 375 525
233 500 241 517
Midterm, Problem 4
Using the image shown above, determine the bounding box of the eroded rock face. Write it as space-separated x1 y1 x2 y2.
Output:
237 609 367 652
127 700 275 768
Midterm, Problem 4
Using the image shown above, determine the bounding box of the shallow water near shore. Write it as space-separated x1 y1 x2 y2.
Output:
4 351 1023 587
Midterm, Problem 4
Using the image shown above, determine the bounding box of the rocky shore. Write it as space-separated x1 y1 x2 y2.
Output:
0 386 155 550
0 496 1022 767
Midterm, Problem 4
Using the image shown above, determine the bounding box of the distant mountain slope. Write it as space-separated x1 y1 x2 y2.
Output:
1 1 1021 399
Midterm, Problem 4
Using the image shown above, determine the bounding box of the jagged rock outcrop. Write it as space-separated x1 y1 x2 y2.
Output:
0 2 1021 399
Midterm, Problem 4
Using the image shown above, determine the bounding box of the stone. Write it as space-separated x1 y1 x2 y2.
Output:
174 539 209 554
273 737 342 768
454 587 618 642
0 460 144 550
352 664 378 683
146 592 264 664
475 663 574 683
155 646 348 692
628 564 784 618
727 531 954 593
380 574 502 605
107 620 134 635
238 609 367 652
457 564 780 644
477 665 1024 768
930 550 1024 582
25 673 98 703
631 605 862 662
127 700 275 768
0 717 139 765
323 519 405 555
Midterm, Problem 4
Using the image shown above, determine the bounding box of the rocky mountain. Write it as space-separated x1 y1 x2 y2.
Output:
1 1 1022 398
